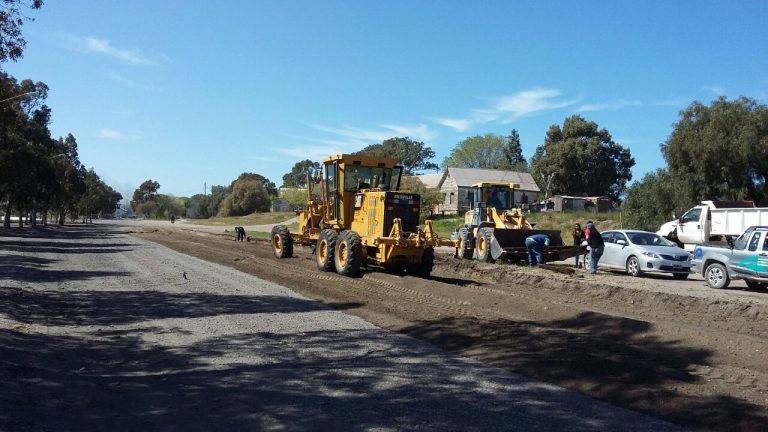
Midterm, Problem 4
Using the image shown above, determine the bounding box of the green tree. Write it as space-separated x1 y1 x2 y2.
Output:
230 172 277 197
443 133 526 170
282 159 320 188
622 169 686 231
354 137 439 174
503 129 528 171
218 177 271 216
206 185 228 217
530 115 634 202
0 0 43 62
153 194 185 219
78 168 122 222
131 180 160 210
662 96 768 205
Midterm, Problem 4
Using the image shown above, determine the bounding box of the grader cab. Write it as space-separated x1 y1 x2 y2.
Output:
271 154 454 277
453 182 579 262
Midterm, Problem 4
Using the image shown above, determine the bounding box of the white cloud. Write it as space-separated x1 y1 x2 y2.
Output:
577 100 642 112
702 85 726 96
97 128 143 140
307 122 435 145
433 117 472 132
488 88 577 121
81 37 152 65
432 88 577 132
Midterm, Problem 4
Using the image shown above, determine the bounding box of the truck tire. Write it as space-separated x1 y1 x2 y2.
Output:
457 226 474 260
475 228 495 263
408 247 434 278
746 280 768 290
271 225 293 258
316 229 338 272
335 230 363 276
626 256 642 277
704 262 730 289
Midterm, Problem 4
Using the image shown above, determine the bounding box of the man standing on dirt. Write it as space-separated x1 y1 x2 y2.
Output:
235 226 245 242
584 221 604 274
525 233 550 266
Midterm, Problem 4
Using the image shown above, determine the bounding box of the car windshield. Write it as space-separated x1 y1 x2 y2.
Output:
627 232 676 247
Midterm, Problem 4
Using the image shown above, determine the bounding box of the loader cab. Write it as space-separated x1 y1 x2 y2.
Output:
465 182 519 226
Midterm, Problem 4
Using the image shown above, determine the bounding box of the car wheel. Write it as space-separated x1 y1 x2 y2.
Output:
672 273 689 280
704 262 730 289
745 280 768 290
626 256 642 277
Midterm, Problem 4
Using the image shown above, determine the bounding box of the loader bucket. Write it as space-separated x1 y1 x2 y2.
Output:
489 229 564 261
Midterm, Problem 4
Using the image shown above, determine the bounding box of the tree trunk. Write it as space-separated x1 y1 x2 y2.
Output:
31 201 37 228
18 209 23 228
3 199 10 229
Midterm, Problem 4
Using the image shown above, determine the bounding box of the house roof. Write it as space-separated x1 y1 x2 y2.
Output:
414 173 445 189
441 167 540 192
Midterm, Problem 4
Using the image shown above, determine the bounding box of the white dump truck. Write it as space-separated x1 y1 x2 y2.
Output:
657 201 768 251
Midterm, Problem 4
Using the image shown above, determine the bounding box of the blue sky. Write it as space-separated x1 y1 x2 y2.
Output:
6 1 768 200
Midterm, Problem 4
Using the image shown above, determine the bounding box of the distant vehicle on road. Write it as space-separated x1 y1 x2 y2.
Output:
586 230 691 279
691 226 768 290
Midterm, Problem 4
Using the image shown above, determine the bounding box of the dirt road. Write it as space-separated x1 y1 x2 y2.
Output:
125 221 768 431
1 223 685 431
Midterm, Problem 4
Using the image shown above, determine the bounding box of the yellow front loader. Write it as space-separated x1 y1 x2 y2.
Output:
452 182 579 262
271 154 454 277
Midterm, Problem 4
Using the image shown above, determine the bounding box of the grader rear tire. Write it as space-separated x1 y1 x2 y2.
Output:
335 230 363 276
271 225 293 258
316 229 338 272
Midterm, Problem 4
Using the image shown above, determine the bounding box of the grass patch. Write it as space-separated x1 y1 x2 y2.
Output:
184 212 294 227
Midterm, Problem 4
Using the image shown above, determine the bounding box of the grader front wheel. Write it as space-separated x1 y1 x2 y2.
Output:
335 230 363 276
271 225 293 258
316 229 338 272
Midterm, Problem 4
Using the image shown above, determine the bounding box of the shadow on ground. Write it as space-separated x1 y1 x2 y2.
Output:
0 287 329 326
401 313 768 431
0 324 676 432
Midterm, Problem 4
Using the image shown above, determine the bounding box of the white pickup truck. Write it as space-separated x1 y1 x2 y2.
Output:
657 201 768 251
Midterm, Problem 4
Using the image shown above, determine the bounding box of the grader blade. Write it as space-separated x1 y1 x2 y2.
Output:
489 229 565 261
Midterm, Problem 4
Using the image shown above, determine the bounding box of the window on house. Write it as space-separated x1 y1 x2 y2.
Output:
450 193 455 204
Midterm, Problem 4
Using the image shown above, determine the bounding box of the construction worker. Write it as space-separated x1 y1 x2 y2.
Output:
525 233 551 266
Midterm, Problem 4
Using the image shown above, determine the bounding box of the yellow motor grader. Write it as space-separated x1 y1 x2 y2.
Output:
271 154 454 277
452 182 583 262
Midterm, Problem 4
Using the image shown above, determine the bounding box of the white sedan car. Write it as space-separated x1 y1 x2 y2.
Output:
586 230 692 279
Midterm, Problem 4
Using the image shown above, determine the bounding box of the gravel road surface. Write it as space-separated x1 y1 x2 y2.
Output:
0 223 683 431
